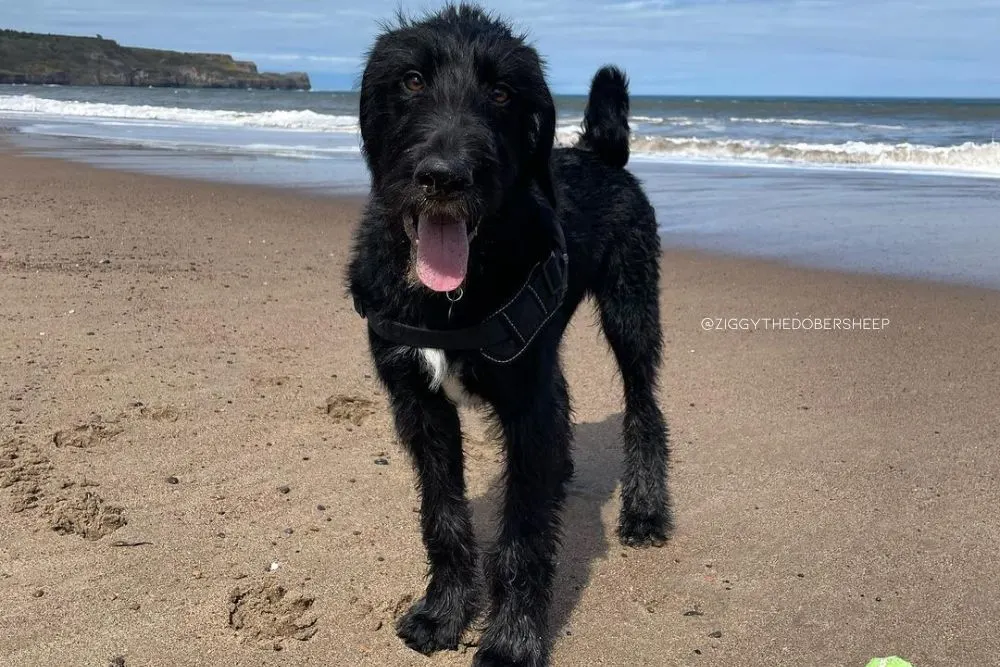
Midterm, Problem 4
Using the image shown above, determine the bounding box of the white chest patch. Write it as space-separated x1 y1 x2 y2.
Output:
417 348 480 407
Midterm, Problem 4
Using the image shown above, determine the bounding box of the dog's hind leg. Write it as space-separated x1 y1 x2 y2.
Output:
475 368 572 667
371 345 479 654
595 226 673 547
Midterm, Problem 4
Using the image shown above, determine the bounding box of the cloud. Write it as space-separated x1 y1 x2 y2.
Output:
232 53 362 74
7 0 1000 96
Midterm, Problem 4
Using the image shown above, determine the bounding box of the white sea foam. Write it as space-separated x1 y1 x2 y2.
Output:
18 123 362 159
631 115 701 126
0 94 359 133
555 125 583 144
554 130 1000 177
6 93 996 178
626 114 906 131
627 136 1000 176
728 116 907 131
563 114 703 129
561 114 723 130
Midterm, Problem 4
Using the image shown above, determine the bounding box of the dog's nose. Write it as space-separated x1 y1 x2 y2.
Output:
414 157 472 197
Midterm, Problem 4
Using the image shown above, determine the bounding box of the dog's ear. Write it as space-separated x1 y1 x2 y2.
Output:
358 66 382 185
531 88 557 207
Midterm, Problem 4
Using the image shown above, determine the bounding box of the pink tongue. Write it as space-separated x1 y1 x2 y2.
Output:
416 215 469 292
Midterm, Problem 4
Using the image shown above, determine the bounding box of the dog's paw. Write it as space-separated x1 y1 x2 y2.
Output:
474 626 548 667
395 597 466 655
473 648 546 667
618 507 673 548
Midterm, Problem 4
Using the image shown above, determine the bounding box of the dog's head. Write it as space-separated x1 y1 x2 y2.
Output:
359 3 556 292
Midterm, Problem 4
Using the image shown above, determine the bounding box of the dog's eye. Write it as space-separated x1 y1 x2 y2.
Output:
402 71 425 93
490 85 512 106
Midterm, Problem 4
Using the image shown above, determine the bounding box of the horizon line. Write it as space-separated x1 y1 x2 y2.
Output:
306 88 1000 101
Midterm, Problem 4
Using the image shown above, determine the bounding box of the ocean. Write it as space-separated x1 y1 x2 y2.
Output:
3 85 999 287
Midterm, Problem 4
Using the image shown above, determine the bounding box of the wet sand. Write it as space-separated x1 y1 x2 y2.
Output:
1 150 998 666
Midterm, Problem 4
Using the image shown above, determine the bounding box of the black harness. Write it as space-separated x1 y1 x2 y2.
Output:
353 215 569 364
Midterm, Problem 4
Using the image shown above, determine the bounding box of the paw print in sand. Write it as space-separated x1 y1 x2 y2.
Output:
52 417 124 449
325 394 376 426
228 581 319 646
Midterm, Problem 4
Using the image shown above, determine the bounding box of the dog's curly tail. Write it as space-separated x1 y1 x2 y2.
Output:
579 65 631 169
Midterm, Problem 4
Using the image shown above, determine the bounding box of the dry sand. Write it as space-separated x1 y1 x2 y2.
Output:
1 151 998 666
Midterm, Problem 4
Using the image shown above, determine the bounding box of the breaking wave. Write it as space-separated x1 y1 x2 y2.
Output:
626 115 906 131
6 93 997 177
727 116 907 131
555 129 1000 177
0 94 359 132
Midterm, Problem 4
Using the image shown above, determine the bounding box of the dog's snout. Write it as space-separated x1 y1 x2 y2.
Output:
414 157 473 198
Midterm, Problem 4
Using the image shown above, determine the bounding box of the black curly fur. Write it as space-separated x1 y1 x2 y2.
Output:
346 5 672 666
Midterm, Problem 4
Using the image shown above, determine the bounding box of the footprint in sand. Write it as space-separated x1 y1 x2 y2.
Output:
44 486 127 540
1 436 126 539
325 394 376 426
137 404 180 422
52 416 124 449
1 438 51 513
228 580 319 646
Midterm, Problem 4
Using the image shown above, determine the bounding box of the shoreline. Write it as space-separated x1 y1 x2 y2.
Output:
3 143 999 294
0 138 370 204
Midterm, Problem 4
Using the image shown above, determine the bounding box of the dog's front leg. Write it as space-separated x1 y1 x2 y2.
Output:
475 370 573 667
371 345 479 655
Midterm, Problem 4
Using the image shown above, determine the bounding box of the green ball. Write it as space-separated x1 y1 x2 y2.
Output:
865 658 913 667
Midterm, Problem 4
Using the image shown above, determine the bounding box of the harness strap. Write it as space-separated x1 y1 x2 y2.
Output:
360 301 508 350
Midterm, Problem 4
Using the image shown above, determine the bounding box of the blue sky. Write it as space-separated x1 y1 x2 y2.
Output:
8 0 1000 97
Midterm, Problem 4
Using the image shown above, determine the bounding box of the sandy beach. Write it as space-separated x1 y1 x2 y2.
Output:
1 149 998 666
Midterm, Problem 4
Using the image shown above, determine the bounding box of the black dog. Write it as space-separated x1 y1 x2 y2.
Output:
346 5 670 665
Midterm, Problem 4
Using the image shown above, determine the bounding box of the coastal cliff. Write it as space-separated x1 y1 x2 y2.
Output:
0 30 311 90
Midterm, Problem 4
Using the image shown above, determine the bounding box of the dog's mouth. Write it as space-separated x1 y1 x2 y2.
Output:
408 211 474 292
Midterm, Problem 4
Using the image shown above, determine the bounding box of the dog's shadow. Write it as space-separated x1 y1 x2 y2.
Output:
470 412 624 639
